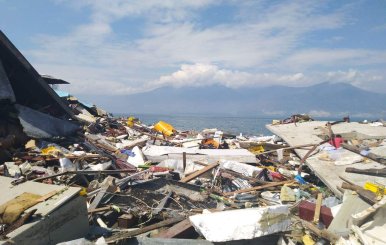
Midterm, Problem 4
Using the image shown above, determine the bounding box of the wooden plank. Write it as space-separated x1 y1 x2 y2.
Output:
297 140 329 174
180 162 219 183
88 186 109 212
153 219 193 238
223 180 293 196
33 169 136 182
341 182 376 205
106 216 185 243
313 193 323 223
152 191 172 215
88 177 116 211
293 216 339 243
255 143 316 156
36 189 63 202
183 152 187 170
88 206 111 214
345 167 386 177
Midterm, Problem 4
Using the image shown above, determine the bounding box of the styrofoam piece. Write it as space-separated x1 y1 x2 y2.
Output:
157 159 204 177
189 205 290 242
88 161 112 171
220 160 262 177
127 146 145 167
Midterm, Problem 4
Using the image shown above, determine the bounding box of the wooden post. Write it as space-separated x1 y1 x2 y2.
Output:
182 152 187 171
313 193 323 223
153 219 193 238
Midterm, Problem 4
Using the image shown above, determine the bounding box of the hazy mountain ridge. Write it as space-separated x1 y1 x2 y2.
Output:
95 82 386 117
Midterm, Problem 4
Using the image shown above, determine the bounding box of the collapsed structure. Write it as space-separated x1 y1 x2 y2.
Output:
1 31 386 245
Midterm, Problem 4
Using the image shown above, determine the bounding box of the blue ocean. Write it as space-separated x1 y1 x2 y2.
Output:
117 113 372 136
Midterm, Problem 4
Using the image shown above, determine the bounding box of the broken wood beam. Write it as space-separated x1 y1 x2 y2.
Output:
182 152 187 171
223 180 293 196
342 143 386 165
313 193 323 223
141 131 175 144
152 191 172 216
88 177 117 211
36 189 63 202
153 218 193 238
106 216 185 243
33 169 136 182
180 162 219 183
297 139 329 175
293 216 339 243
340 176 377 205
341 182 377 205
345 167 386 177
88 206 111 214
255 143 316 156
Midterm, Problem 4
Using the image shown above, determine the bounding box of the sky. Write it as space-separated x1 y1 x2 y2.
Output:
1 0 386 100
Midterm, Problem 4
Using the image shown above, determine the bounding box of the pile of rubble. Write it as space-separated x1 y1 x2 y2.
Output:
1 31 386 245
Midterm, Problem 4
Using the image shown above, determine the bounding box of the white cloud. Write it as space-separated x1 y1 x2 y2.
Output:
325 69 385 91
25 0 386 96
143 63 305 90
149 64 385 92
57 0 217 23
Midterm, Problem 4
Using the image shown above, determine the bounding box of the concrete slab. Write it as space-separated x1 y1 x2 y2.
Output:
0 176 89 245
266 121 386 197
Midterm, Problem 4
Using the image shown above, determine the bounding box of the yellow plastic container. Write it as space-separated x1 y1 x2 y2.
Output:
154 121 175 136
127 116 135 127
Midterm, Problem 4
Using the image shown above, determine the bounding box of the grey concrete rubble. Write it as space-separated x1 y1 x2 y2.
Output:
1 30 386 245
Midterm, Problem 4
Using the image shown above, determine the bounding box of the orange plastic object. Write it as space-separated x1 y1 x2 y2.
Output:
201 138 220 148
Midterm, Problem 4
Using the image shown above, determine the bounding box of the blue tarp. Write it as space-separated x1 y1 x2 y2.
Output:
54 89 70 98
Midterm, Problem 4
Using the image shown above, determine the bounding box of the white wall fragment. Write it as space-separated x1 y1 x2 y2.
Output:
189 205 291 242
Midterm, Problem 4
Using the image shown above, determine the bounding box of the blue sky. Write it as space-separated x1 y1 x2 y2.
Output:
1 0 386 97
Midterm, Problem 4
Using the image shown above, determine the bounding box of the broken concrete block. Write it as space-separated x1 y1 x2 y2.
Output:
299 200 333 228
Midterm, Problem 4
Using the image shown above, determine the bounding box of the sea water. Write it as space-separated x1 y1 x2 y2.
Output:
117 113 363 136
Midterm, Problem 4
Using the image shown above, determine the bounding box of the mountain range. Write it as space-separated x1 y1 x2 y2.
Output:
91 82 386 118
